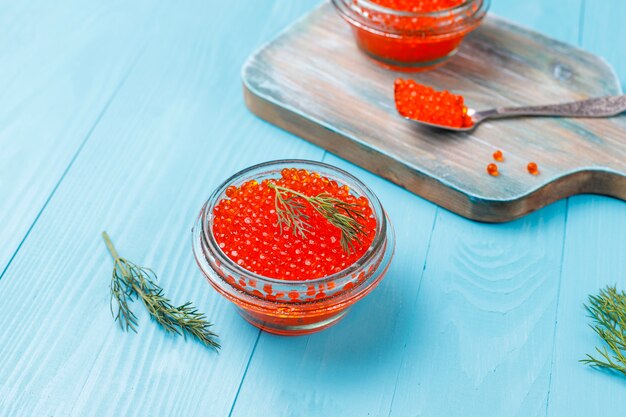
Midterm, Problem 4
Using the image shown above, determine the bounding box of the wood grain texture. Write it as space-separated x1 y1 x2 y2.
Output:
490 0 583 43
386 204 568 417
0 0 163 273
545 2 626 415
545 197 626 417
580 1 626 88
243 3 626 222
1 1 626 417
0 1 323 416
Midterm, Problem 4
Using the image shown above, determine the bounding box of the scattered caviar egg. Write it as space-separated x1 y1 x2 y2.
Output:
493 150 504 162
394 79 473 128
527 162 540 175
212 169 376 280
487 163 499 177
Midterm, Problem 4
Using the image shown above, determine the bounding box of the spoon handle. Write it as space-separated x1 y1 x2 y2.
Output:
478 95 626 121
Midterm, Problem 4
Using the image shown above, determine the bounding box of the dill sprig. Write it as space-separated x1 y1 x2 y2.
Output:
103 231 220 350
267 183 368 254
581 286 626 376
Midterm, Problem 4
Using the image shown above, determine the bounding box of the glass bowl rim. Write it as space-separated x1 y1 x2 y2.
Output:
197 159 389 286
343 0 479 18
332 0 490 38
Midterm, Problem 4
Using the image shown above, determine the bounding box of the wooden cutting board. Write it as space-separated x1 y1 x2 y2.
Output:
242 2 626 222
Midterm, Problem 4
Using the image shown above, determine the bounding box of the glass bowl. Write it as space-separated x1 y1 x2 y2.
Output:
192 160 395 335
332 0 490 71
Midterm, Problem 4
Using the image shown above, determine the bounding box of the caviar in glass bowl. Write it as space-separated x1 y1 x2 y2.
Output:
332 0 490 71
192 160 395 335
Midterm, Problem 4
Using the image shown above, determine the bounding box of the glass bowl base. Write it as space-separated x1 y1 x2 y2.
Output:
238 308 350 336
360 47 458 72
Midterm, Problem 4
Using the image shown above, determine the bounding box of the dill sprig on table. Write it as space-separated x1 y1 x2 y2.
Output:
581 286 626 376
267 183 368 254
102 231 220 350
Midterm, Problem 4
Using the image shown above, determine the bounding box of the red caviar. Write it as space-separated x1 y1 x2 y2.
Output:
493 150 504 162
527 162 539 175
194 160 395 336
212 168 376 281
394 79 473 128
333 0 488 70
487 163 499 176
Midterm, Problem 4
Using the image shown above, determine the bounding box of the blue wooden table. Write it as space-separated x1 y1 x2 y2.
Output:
0 1 624 416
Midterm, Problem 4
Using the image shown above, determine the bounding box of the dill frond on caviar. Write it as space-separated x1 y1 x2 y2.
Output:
212 168 376 280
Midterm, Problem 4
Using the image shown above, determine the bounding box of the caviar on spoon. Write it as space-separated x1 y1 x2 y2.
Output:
395 78 626 132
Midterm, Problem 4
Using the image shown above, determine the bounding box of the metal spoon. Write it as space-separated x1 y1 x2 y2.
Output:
405 95 626 132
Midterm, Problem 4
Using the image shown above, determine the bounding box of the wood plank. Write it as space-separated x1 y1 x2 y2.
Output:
546 1 626 415
2 2 623 417
490 0 583 43
386 204 567 417
243 3 626 222
546 197 626 417
0 0 164 274
578 0 626 88
0 1 323 416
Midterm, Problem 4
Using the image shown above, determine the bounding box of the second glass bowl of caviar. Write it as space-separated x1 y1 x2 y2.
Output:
192 160 395 336
332 0 490 71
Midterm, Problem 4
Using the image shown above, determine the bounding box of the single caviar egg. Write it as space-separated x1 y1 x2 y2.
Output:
493 150 504 162
527 162 540 175
487 163 499 177
212 169 377 280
